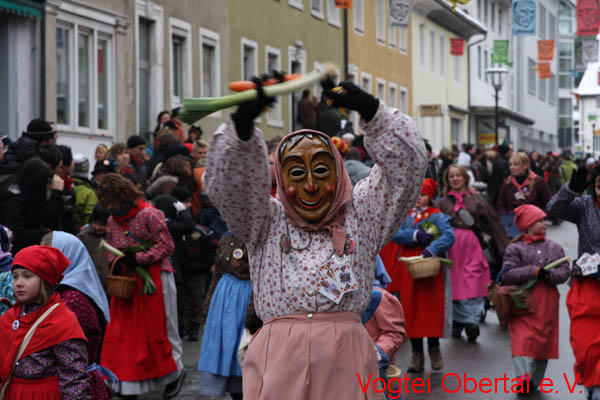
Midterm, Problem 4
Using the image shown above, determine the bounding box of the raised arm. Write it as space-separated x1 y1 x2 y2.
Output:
203 120 272 247
353 105 427 254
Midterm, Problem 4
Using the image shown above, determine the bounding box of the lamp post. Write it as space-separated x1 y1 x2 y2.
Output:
485 67 509 145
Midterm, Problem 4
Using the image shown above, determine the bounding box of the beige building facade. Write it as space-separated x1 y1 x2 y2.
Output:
227 0 344 139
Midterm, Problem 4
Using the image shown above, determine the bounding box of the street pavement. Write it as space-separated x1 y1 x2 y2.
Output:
143 221 583 399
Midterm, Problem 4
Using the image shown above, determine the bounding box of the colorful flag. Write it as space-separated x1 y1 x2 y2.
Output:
537 40 555 61
448 0 470 11
389 0 412 28
513 0 536 36
493 40 509 64
450 38 465 56
577 0 600 36
335 0 352 8
538 63 551 79
582 39 599 64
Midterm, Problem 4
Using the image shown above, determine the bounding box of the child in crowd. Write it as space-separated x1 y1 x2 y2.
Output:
198 233 253 400
501 205 570 391
72 154 99 227
0 245 90 398
0 226 13 315
78 203 111 291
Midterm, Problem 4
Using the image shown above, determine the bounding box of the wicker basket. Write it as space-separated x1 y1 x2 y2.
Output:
404 257 441 279
386 365 402 391
106 256 137 299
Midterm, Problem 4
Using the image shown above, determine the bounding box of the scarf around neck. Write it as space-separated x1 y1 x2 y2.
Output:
448 189 473 212
523 233 546 244
274 130 353 256
112 199 152 226
510 170 536 196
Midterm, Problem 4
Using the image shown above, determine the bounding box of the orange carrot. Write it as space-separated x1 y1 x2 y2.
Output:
229 74 302 92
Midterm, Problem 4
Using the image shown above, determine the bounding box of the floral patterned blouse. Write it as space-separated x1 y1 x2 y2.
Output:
12 303 90 400
204 104 427 320
105 206 175 273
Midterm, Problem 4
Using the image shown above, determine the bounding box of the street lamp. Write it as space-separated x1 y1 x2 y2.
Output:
485 67 509 145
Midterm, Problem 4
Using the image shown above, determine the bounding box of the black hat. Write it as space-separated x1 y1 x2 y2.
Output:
171 186 192 202
127 135 147 149
23 119 56 140
498 144 510 156
91 159 117 176
153 195 178 219
91 203 111 225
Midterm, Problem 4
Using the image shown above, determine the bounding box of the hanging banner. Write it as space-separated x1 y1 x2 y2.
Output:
577 0 600 36
513 0 536 36
450 38 465 56
537 40 555 61
335 0 352 8
538 63 551 79
582 39 599 64
493 40 509 64
389 0 412 28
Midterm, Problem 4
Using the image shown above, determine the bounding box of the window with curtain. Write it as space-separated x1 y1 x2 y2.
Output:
78 31 91 128
56 26 70 125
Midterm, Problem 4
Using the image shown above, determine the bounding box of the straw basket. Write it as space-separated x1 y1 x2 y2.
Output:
106 256 137 299
405 257 441 279
386 365 402 390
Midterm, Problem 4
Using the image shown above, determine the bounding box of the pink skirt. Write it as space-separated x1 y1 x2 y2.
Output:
243 311 384 400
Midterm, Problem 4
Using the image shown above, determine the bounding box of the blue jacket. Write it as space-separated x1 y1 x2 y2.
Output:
392 210 455 256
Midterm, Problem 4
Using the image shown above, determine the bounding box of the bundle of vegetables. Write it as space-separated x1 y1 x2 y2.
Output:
510 256 571 310
420 221 441 240
179 63 338 124
100 239 157 295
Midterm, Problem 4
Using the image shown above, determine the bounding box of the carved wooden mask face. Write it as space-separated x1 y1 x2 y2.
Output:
280 136 337 222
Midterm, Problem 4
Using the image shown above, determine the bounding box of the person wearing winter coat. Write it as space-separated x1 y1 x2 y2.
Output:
71 155 99 227
501 205 570 392
380 179 454 373
0 119 56 179
547 165 600 400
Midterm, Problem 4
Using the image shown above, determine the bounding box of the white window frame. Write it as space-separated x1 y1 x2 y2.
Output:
376 0 385 44
454 52 460 83
55 6 116 138
528 57 536 95
348 64 359 128
539 4 546 38
388 20 397 48
310 0 324 19
388 82 398 109
549 74 556 105
289 0 304 11
327 0 341 27
419 24 425 68
399 26 408 53
400 86 408 114
266 46 283 127
439 34 446 76
353 0 364 34
376 77 386 103
477 45 482 79
135 0 164 136
199 27 221 117
241 37 259 80
430 29 436 73
288 45 307 131
360 72 372 94
169 17 193 108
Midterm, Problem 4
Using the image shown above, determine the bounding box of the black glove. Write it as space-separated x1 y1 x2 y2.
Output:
117 253 138 274
537 268 550 282
415 230 434 247
232 74 278 141
569 166 588 193
321 80 380 122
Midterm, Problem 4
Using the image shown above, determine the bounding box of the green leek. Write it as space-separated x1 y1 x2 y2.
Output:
180 64 338 124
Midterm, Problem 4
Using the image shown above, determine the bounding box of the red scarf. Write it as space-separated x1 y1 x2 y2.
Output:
523 233 546 244
112 199 152 227
63 176 75 191
510 171 537 198
0 293 86 382
409 206 440 224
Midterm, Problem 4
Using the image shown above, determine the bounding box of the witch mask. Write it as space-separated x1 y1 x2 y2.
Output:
279 135 337 222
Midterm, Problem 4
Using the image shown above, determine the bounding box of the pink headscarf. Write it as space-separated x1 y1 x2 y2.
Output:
274 130 353 256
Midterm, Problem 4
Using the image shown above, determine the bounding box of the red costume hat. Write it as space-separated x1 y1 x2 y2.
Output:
12 245 71 287
420 178 439 199
331 136 349 155
514 204 547 232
